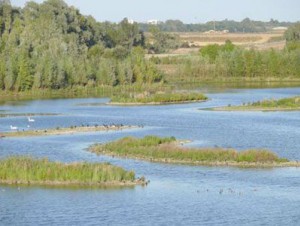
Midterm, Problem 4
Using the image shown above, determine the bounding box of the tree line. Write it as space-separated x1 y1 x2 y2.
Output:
1 0 299 92
139 18 294 33
0 0 162 91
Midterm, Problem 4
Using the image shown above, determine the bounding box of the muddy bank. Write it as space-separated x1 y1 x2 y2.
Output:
1 124 139 138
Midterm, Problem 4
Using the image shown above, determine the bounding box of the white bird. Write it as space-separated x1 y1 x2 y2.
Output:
28 117 35 122
10 125 18 130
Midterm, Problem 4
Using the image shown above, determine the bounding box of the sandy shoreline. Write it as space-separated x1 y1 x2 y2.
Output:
0 178 148 187
1 125 139 138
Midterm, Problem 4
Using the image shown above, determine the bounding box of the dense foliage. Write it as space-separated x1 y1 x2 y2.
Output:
154 41 300 81
200 40 235 62
0 156 135 184
0 0 162 91
285 22 300 51
147 26 181 53
91 136 288 163
139 18 293 33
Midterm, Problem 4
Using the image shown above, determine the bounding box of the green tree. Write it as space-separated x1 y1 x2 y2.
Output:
285 23 300 51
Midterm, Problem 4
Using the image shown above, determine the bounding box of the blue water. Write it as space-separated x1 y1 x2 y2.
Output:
0 87 300 225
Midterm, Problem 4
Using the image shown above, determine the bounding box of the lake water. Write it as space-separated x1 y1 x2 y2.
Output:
0 87 299 225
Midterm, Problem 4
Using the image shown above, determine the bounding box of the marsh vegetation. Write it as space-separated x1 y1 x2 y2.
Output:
0 156 141 186
90 136 296 167
110 92 208 105
214 96 300 111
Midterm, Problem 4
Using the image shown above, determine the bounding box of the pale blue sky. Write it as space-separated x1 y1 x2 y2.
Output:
11 0 300 23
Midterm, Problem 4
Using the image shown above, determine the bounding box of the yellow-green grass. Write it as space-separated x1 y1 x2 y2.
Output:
0 84 172 104
214 96 300 111
0 156 145 187
90 136 299 168
110 92 208 105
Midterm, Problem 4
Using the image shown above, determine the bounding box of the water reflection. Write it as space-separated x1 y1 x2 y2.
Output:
0 87 300 225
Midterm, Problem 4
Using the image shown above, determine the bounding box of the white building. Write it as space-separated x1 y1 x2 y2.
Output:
147 19 159 25
128 19 135 24
272 27 288 31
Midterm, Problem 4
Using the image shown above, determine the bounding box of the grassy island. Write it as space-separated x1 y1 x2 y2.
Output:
0 156 146 187
90 136 300 168
1 125 137 138
213 96 300 111
110 92 208 105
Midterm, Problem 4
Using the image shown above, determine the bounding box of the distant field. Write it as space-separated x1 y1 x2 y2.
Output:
177 31 284 45
145 31 286 58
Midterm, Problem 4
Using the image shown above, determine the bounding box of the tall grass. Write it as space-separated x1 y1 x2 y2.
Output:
111 92 208 104
250 96 300 108
0 84 171 104
90 136 288 164
0 156 135 185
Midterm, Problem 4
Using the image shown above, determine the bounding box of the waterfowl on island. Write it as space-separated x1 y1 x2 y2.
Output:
28 117 35 122
10 125 18 130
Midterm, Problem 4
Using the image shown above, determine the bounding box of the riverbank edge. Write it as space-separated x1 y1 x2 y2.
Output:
1 125 139 138
108 99 208 106
208 107 300 112
89 150 300 168
0 113 60 118
0 178 147 187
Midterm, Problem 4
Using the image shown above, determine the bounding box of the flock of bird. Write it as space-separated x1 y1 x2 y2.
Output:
10 117 35 131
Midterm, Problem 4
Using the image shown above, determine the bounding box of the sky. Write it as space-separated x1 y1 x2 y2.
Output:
11 0 300 23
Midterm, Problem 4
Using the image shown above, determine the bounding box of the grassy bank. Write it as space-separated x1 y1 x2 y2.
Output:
89 136 299 168
1 80 299 107
213 96 300 111
1 125 137 138
110 92 208 105
0 84 171 104
0 156 145 187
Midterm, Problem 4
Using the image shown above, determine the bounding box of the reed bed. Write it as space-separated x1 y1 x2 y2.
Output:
214 96 300 111
90 136 292 167
110 92 208 104
249 96 300 108
0 156 137 186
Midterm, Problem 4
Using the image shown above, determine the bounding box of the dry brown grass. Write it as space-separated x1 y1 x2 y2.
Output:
177 31 285 47
145 31 286 59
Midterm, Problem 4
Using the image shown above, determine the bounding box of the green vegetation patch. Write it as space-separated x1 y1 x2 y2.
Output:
214 96 300 111
90 136 291 167
110 92 208 104
0 156 139 186
249 96 300 108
